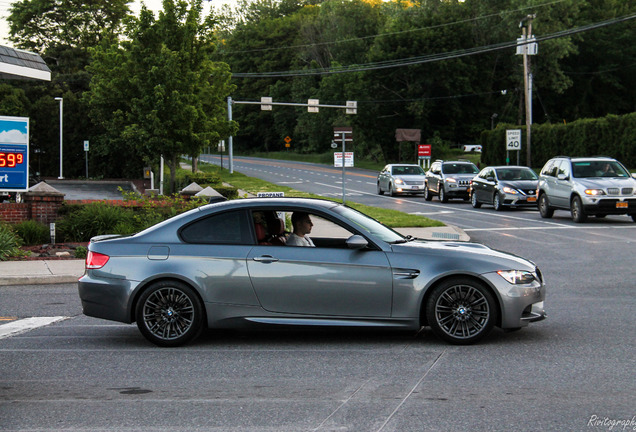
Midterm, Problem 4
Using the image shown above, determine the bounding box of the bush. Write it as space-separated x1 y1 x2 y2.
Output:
57 203 136 242
74 246 87 259
14 220 50 245
0 223 24 261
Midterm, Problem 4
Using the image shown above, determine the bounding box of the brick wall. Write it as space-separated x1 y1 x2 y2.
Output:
0 203 29 224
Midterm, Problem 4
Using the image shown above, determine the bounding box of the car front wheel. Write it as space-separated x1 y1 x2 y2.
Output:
571 196 587 223
471 191 481 208
424 185 433 201
493 193 503 211
426 278 497 345
538 194 554 218
439 187 448 203
136 280 204 347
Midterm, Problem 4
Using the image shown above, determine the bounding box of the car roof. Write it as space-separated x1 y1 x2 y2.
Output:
200 197 343 212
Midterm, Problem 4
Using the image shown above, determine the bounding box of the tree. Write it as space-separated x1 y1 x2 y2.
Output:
85 0 236 190
7 0 130 53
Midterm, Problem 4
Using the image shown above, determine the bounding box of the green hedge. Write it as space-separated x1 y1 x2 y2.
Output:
480 112 636 169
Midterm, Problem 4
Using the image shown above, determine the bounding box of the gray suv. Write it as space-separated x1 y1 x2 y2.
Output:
537 156 636 223
424 160 479 202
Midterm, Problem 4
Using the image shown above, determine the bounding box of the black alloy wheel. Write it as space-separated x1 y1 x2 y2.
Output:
426 278 497 345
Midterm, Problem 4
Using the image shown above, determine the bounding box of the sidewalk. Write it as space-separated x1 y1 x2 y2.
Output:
0 226 468 287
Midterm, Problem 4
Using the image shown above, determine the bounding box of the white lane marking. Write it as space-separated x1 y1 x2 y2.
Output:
0 317 68 339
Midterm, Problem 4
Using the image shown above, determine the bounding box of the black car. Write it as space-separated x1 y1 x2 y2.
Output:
470 166 539 211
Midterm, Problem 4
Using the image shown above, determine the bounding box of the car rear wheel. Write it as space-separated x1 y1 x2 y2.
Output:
377 182 384 195
136 280 204 347
470 191 481 208
426 278 497 345
571 196 587 223
632 214 636 223
493 193 503 211
538 194 554 218
439 187 448 203
424 185 433 201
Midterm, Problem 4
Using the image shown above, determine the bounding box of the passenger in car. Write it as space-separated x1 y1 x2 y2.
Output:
287 212 315 247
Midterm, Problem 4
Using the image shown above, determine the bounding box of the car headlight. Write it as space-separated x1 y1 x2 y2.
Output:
497 270 536 284
394 178 404 185
502 186 518 194
445 177 457 183
584 189 605 196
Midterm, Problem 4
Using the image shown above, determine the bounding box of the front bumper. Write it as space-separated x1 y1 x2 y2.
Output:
503 194 538 207
581 197 636 216
445 185 470 198
482 272 547 329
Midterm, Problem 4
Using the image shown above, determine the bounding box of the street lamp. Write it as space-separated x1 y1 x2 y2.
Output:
54 97 63 179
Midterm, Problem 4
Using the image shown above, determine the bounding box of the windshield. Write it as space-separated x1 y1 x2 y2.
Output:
333 205 404 244
572 161 630 178
495 167 538 181
442 163 479 175
392 165 425 175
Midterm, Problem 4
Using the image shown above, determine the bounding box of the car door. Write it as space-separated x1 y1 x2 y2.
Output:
429 162 441 192
552 160 573 208
246 214 393 317
378 166 390 190
473 168 491 202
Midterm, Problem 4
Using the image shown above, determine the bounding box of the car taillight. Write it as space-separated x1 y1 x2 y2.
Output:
86 251 110 269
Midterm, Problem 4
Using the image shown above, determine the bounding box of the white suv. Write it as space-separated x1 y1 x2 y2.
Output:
537 156 636 223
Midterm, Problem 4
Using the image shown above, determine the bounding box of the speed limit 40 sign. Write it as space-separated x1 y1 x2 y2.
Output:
506 129 522 151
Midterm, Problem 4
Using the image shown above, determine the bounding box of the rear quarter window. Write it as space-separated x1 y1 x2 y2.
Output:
180 210 251 244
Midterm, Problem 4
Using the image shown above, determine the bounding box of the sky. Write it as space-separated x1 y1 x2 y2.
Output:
0 0 232 47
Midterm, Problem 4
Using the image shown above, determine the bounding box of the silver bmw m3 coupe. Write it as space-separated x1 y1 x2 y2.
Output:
78 198 546 346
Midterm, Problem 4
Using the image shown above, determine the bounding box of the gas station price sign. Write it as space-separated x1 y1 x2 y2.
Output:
0 116 29 192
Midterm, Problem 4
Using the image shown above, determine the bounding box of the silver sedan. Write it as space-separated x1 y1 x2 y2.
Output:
377 164 426 196
78 198 546 347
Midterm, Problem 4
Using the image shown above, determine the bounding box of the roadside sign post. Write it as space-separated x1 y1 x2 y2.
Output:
506 129 522 165
333 127 353 204
418 144 432 169
83 140 89 179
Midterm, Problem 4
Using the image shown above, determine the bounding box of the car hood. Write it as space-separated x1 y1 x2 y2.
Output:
501 180 538 190
445 173 477 180
574 177 636 189
391 240 536 271
396 175 426 181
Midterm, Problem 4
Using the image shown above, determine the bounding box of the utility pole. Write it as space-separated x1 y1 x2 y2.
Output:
520 14 536 168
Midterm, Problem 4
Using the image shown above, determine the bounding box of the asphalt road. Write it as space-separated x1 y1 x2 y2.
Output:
1 156 635 431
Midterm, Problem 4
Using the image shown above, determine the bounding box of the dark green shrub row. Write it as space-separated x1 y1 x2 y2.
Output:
0 223 23 260
480 112 636 169
14 220 51 245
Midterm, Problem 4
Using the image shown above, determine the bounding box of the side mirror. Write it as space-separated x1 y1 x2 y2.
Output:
557 173 569 181
346 235 368 250
486 176 495 182
631 173 636 180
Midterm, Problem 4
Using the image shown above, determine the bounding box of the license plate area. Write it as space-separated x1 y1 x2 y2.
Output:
527 196 537 203
616 202 628 208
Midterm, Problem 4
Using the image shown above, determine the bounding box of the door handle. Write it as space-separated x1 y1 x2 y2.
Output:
253 255 279 263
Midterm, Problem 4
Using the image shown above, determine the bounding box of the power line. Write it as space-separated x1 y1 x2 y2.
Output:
219 0 571 55
231 14 636 78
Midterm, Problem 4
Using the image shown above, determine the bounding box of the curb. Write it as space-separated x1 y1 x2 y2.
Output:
0 274 82 287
